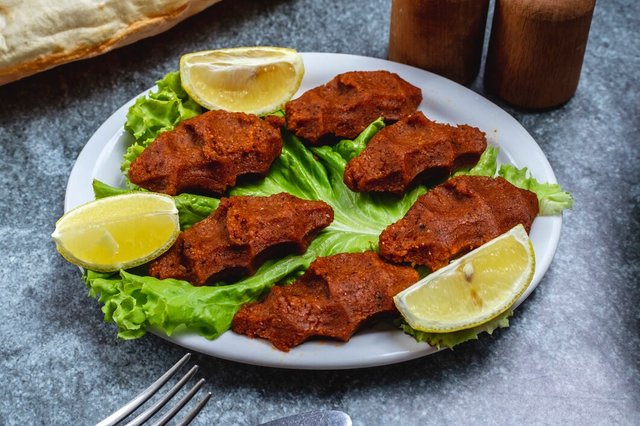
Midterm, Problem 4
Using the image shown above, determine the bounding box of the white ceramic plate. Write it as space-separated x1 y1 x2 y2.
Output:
65 52 562 369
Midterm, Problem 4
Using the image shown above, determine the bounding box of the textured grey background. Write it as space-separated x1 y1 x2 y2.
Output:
1 0 638 424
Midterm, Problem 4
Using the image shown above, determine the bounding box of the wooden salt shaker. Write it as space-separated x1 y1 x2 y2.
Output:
388 0 490 85
485 0 596 109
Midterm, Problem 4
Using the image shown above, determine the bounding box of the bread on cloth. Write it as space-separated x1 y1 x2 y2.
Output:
0 0 221 85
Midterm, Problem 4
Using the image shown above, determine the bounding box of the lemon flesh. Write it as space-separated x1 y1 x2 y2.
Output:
180 46 304 115
52 193 179 272
394 224 535 333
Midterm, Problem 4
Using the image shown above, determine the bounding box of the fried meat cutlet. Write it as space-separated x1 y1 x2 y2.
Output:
128 110 283 196
285 70 422 145
231 252 419 351
379 175 539 271
149 193 334 285
344 112 487 194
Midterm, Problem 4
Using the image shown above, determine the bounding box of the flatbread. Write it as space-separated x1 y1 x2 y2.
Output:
0 0 222 85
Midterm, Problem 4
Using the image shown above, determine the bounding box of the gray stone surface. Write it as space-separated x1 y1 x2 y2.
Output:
0 0 638 424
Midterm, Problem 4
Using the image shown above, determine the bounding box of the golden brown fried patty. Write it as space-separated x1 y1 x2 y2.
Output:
128 110 283 196
344 112 487 194
232 252 419 351
379 175 539 271
285 70 422 145
149 193 334 285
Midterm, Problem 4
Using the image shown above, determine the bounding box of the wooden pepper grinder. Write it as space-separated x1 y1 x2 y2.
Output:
485 0 596 109
388 0 490 85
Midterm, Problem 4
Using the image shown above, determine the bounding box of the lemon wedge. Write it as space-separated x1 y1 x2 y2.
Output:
180 46 304 115
52 193 180 272
394 224 535 333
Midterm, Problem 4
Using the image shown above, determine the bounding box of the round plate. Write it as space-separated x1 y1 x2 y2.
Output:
65 52 562 369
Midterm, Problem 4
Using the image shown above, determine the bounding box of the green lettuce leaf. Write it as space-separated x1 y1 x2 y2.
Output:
84 252 310 340
124 71 202 147
92 179 130 198
333 117 385 161
172 194 220 230
398 310 513 350
498 164 574 215
455 145 499 177
122 71 202 177
121 143 146 186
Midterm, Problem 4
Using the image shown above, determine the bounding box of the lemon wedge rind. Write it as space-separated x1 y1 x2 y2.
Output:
52 193 180 273
180 46 304 115
394 224 535 334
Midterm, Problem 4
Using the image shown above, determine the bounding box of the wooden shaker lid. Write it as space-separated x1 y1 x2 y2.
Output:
485 0 596 109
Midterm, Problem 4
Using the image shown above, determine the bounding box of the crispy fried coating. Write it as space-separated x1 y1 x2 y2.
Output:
344 112 487 194
149 193 334 285
379 176 539 271
128 110 283 196
232 252 419 351
264 114 286 130
285 71 422 145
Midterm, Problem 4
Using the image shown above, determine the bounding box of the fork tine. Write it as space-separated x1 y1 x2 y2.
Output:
174 391 212 426
151 379 207 426
95 353 192 426
153 379 205 426
125 365 199 426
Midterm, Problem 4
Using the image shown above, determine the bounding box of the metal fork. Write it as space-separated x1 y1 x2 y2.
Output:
96 353 211 426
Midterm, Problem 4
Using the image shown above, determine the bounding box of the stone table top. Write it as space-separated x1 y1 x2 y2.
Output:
1 0 638 424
